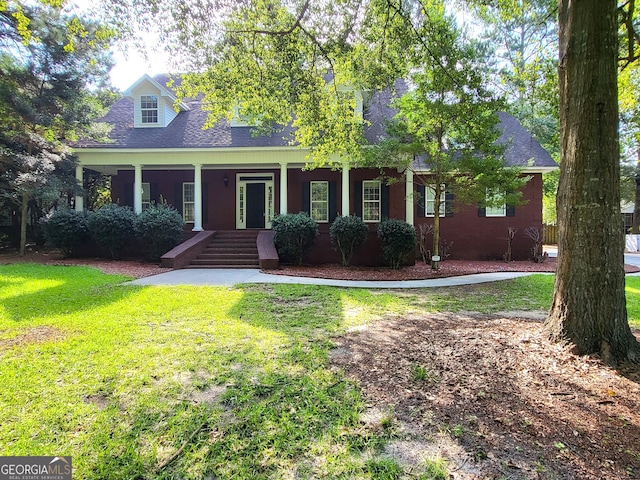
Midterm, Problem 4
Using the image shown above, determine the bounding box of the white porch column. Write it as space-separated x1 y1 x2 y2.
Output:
193 163 203 231
341 164 350 216
74 165 84 212
280 162 288 214
405 168 414 225
133 164 143 214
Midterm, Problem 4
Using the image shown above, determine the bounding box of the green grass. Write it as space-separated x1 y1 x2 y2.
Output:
1 265 640 479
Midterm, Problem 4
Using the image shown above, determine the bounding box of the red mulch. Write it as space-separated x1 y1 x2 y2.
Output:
2 247 639 280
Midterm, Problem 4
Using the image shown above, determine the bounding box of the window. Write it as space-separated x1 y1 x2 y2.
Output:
425 185 446 217
183 182 195 222
141 95 158 124
363 180 381 222
141 182 151 212
485 189 506 217
310 181 329 223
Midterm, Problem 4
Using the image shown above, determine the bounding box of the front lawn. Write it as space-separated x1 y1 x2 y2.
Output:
1 264 639 479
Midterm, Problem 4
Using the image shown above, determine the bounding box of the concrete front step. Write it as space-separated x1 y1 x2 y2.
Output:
188 230 261 268
196 254 259 261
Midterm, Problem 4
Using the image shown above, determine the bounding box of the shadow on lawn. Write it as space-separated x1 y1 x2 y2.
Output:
0 263 139 322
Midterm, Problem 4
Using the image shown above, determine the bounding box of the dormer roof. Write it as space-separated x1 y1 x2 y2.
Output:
123 74 190 112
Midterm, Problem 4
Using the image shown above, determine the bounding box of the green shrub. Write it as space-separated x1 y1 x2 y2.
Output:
272 213 319 265
329 215 368 266
40 208 89 257
377 218 416 269
136 204 185 261
88 204 137 259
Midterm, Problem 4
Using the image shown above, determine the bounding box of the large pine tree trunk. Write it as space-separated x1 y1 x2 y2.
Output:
545 0 640 364
19 193 29 257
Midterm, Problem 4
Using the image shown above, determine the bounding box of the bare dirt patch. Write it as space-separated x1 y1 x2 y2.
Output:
331 312 640 479
0 325 66 349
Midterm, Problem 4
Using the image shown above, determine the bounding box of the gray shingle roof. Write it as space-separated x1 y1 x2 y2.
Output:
495 112 556 168
75 76 557 169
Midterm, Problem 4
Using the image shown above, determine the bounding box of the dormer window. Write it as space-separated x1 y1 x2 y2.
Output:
141 95 158 124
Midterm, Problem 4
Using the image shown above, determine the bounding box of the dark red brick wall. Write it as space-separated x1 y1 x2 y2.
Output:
109 168 542 263
413 173 543 261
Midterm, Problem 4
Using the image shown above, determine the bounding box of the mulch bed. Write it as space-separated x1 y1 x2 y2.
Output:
331 311 640 479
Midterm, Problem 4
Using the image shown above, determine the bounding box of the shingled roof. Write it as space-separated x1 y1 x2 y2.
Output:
75 75 557 169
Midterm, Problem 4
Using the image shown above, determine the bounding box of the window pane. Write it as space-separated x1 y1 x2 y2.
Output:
141 110 158 123
183 183 195 202
362 181 381 222
486 190 506 217
141 95 158 124
310 181 329 222
311 181 328 202
141 95 158 108
425 185 445 216
183 203 194 222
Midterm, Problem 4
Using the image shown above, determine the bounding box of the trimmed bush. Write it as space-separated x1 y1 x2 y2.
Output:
88 204 137 259
272 213 319 265
330 215 368 266
136 204 185 261
40 208 89 257
377 218 416 269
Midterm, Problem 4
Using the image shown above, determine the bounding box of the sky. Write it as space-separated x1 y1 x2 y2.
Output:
67 0 170 91
109 45 170 91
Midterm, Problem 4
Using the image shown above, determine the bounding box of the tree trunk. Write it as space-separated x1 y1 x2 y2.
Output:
545 0 640 364
19 193 29 257
633 148 640 234
431 184 441 270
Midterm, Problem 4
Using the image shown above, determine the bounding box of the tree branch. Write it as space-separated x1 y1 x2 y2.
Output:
229 0 310 36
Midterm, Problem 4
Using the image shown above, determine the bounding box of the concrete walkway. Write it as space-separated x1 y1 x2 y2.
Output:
125 247 640 289
127 268 544 289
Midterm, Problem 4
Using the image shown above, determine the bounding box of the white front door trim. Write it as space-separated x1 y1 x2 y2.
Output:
236 173 275 229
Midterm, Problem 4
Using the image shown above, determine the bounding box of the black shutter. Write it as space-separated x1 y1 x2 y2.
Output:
124 183 133 208
202 183 209 224
354 181 362 218
445 191 454 217
301 182 310 214
478 205 486 217
328 181 337 220
381 183 390 219
174 183 183 215
150 183 159 205
506 204 516 217
417 184 426 217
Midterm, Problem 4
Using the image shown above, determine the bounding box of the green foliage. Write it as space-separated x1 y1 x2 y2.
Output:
365 458 404 478
329 215 368 266
420 457 449 479
272 212 319 265
136 203 185 261
0 3 114 254
377 218 416 270
40 208 89 257
87 204 136 259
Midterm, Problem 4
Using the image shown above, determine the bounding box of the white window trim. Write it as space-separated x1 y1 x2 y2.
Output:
424 184 446 217
140 95 159 124
485 189 507 217
310 181 329 223
141 182 151 212
183 182 195 223
362 180 381 223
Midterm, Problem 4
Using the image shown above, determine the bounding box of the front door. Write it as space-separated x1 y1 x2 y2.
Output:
236 174 274 229
246 182 266 228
